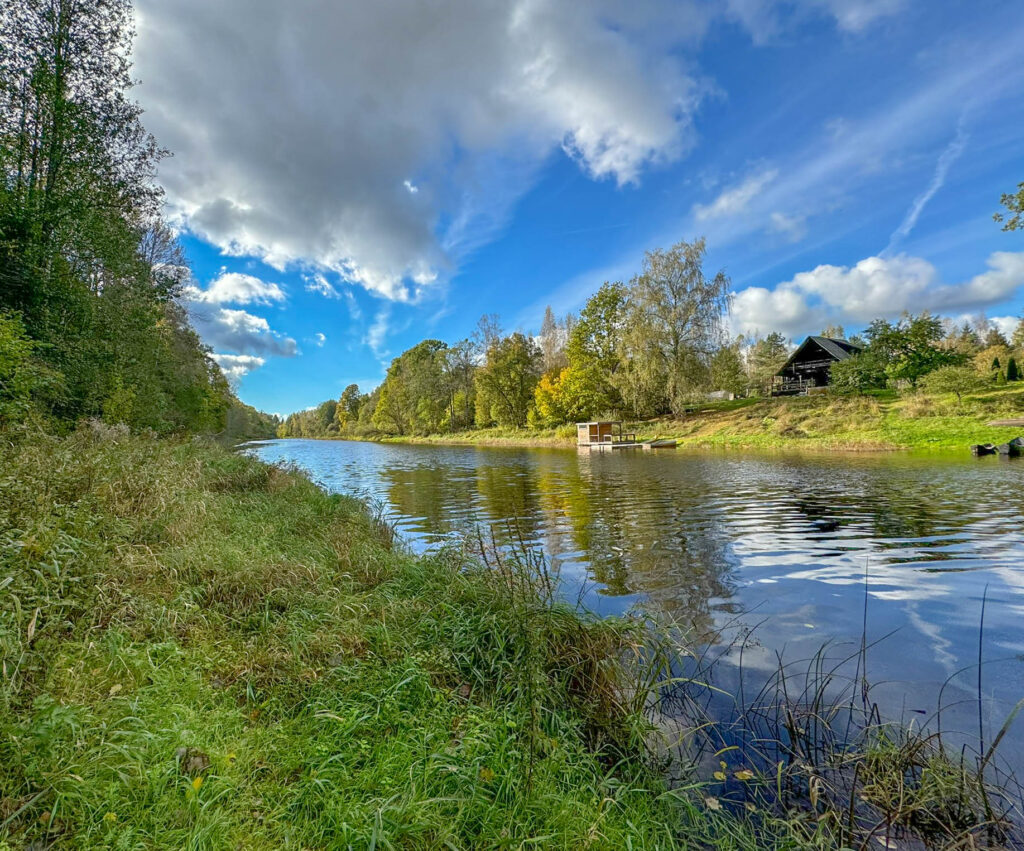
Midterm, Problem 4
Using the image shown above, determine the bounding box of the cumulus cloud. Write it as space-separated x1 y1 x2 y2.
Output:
212 353 266 383
731 251 1024 338
189 306 298 358
134 0 716 302
184 272 286 305
314 332 326 347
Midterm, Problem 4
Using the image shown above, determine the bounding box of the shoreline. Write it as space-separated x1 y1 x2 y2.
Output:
284 386 1024 454
3 427 1019 848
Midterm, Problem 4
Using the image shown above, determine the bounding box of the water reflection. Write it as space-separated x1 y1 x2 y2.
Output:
244 439 1024 765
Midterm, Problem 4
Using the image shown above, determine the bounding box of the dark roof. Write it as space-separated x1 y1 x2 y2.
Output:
777 336 863 374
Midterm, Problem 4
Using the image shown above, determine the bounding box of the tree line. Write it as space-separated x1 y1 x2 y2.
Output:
0 0 277 440
276 235 1024 440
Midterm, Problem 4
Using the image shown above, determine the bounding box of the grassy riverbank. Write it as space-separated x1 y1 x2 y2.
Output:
376 386 1024 452
2 426 1019 849
0 425 727 848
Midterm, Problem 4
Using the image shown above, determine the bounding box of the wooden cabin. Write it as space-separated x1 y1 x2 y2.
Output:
576 421 637 449
773 336 862 396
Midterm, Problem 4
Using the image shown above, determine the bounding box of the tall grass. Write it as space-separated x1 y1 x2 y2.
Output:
0 424 708 848
2 424 1020 848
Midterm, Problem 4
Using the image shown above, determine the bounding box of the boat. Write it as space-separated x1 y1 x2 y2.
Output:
643 438 678 449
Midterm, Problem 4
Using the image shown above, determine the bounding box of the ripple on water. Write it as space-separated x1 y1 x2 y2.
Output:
246 440 1024 770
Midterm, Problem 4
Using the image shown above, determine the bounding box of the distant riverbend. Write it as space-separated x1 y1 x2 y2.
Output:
246 437 1024 769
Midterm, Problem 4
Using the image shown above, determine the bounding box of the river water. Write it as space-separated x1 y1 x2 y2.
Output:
243 438 1024 765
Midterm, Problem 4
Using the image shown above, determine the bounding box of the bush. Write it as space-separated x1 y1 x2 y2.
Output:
829 351 887 393
918 365 982 403
1008 356 1020 382
0 312 63 428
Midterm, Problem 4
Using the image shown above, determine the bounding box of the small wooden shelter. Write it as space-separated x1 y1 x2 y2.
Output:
576 421 638 450
774 336 862 396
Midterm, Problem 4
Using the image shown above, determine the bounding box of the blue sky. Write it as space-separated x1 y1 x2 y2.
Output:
132 0 1024 415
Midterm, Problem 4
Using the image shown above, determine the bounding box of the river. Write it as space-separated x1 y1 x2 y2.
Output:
243 438 1024 767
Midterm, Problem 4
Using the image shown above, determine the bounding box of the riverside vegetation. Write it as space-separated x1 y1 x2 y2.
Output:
367 385 1024 451
3 0 1024 847
2 426 1023 849
279 289 1024 452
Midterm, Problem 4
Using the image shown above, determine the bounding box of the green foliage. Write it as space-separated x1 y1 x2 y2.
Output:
1012 319 1024 350
1007 357 1020 382
564 281 628 415
863 313 961 386
532 363 612 426
918 365 982 403
984 326 1009 348
829 350 889 393
0 0 247 436
709 342 747 396
373 340 449 435
0 311 62 427
946 322 982 355
616 238 730 417
994 180 1024 230
746 332 789 395
475 332 541 428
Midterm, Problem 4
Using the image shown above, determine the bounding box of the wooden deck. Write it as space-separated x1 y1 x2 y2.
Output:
576 421 639 450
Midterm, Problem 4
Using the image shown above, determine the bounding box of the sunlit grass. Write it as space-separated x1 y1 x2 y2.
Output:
0 424 706 848
361 385 1024 452
2 424 1019 848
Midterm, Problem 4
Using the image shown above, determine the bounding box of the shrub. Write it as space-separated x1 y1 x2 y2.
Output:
918 365 982 404
0 312 63 428
829 351 887 393
1007 356 1020 382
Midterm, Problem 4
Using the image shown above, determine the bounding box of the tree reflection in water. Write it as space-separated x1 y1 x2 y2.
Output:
246 439 1024 771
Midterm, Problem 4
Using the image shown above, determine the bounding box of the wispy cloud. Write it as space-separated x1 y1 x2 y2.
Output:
304 272 340 299
365 307 391 358
886 116 969 253
694 169 778 221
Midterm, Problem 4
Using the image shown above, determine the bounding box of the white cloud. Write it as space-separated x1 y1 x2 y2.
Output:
815 0 907 32
304 273 340 299
887 117 969 251
990 316 1020 340
769 211 808 242
694 169 778 221
344 290 363 322
185 272 285 305
189 306 298 357
212 353 266 382
731 251 1024 339
365 308 391 358
314 332 326 347
731 284 827 339
134 0 712 302
727 0 906 41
